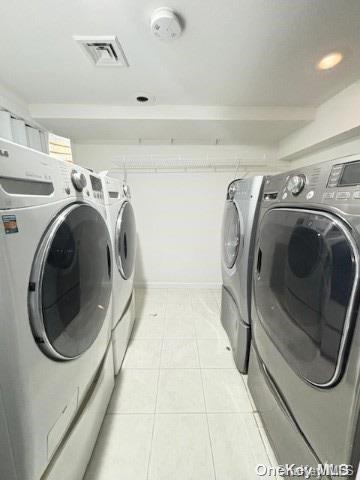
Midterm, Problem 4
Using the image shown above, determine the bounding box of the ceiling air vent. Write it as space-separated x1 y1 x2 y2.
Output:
74 35 129 67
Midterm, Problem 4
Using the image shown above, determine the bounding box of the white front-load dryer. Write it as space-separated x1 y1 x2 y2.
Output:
0 139 113 480
100 172 136 374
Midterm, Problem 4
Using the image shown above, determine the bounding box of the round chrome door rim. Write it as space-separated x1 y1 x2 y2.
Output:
115 200 129 279
28 202 110 361
223 200 244 271
256 207 360 388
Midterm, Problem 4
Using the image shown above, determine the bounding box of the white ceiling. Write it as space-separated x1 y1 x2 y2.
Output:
1 0 360 144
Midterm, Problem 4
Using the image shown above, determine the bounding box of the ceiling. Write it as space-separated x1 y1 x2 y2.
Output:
1 0 360 144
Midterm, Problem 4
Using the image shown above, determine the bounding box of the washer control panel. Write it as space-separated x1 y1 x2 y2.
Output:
262 154 360 212
58 162 104 204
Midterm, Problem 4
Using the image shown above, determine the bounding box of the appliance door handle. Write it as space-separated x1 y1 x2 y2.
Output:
256 248 262 277
107 245 111 279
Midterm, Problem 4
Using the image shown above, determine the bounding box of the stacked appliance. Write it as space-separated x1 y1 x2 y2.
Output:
100 172 137 374
248 158 360 478
0 139 114 480
221 176 265 372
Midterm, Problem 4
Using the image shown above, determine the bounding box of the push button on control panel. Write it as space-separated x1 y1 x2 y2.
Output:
336 191 350 200
327 165 343 188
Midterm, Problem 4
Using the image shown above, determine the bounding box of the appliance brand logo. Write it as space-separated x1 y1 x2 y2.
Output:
0 149 9 158
25 171 42 179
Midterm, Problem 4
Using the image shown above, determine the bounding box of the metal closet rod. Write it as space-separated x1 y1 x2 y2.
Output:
109 165 270 173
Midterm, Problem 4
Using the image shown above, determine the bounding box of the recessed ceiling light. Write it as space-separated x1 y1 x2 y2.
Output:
136 95 149 103
317 52 343 70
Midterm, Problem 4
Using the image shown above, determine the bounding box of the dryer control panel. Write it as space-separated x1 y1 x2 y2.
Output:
59 162 105 205
262 154 360 215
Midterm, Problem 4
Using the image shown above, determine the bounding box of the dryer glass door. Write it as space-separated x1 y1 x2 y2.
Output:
29 204 112 360
115 201 136 280
222 201 241 269
254 208 358 387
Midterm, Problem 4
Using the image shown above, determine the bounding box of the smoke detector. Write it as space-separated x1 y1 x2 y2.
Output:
150 8 183 41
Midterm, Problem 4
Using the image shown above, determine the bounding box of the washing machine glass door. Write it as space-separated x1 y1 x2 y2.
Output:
254 208 358 387
222 200 241 269
29 203 112 360
115 201 136 280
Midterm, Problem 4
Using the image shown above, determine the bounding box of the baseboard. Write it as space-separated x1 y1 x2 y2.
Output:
134 282 221 290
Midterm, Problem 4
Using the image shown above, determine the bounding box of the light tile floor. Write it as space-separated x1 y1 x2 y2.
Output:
84 288 276 480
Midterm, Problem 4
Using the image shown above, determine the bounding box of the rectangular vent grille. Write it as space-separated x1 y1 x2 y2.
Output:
74 36 128 67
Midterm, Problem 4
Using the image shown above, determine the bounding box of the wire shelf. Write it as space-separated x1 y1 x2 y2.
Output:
110 154 278 175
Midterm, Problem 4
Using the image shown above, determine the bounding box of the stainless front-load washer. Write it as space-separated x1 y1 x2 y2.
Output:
248 158 360 478
221 176 265 373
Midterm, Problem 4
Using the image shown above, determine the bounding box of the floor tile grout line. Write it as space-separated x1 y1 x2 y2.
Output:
195 333 218 480
243 375 259 413
252 411 276 470
252 409 279 471
239 373 256 413
146 322 165 480
132 296 163 480
106 410 259 416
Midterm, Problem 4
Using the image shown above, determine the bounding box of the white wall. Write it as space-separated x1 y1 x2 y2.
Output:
291 136 360 169
124 170 237 287
278 80 360 161
0 81 30 119
0 81 47 131
74 143 281 287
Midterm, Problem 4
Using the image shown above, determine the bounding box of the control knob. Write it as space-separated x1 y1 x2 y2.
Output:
286 174 306 196
71 170 87 192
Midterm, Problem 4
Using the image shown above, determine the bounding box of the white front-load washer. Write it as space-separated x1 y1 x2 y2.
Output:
100 172 136 374
0 139 114 480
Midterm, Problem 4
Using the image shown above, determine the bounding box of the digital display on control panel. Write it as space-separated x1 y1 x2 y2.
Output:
90 175 103 192
339 161 360 186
